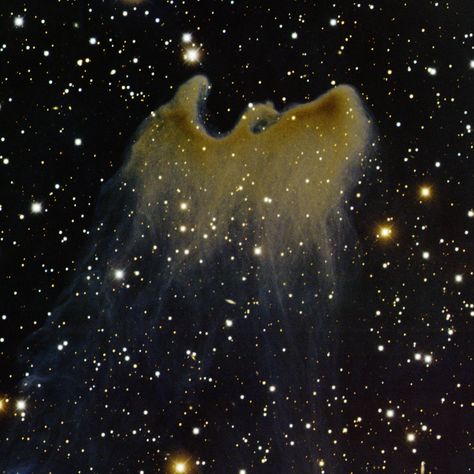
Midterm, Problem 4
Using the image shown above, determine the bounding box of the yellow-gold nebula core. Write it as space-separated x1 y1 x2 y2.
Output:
124 75 371 270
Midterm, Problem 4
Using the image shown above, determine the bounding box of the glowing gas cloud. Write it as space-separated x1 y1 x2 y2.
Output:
126 75 370 277
0 76 371 473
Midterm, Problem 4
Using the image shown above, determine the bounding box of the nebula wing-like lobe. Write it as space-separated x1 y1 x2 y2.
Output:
1 77 371 473
127 75 370 270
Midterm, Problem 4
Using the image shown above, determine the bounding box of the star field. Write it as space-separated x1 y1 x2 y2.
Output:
0 1 473 472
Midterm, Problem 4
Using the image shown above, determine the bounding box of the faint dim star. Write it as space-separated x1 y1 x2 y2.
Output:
120 0 146 5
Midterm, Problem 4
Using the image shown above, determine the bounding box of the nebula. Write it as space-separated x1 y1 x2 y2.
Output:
127 76 369 277
1 76 371 473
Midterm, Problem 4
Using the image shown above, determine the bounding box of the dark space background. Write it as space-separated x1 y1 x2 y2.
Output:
0 0 473 472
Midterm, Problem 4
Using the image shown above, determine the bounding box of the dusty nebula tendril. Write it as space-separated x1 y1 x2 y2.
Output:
2 76 371 473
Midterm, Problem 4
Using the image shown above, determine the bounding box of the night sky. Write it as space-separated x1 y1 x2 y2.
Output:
1 0 473 473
